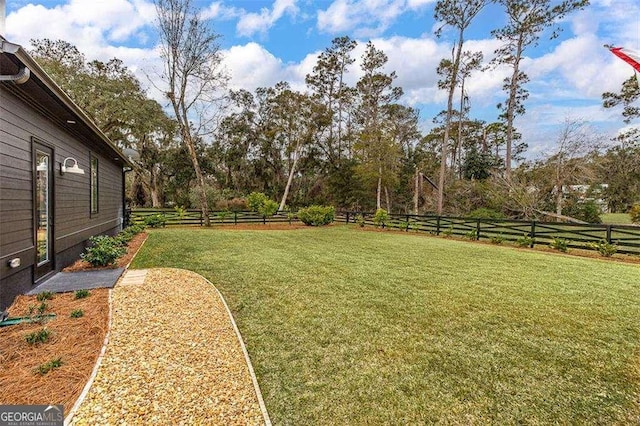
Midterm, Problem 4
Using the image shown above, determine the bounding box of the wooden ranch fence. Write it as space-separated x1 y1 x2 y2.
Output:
128 208 298 227
339 211 640 255
127 208 640 255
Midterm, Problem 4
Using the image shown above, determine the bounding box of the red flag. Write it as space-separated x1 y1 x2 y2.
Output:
608 46 640 73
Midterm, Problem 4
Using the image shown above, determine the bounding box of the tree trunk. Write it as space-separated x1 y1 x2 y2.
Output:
413 168 419 214
376 164 382 210
384 186 391 214
183 131 210 226
505 35 524 181
438 30 464 215
279 144 300 211
150 168 161 208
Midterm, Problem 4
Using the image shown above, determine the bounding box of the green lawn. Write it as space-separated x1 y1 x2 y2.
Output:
602 212 633 225
132 226 640 424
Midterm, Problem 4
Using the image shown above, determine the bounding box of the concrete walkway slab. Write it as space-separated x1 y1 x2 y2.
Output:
27 268 125 295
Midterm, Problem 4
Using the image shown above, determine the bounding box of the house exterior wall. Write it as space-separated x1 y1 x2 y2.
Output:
0 86 124 309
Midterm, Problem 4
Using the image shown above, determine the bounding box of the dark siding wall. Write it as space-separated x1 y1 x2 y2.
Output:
0 87 123 309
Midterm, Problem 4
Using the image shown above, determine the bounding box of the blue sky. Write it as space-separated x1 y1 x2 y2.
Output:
4 0 640 157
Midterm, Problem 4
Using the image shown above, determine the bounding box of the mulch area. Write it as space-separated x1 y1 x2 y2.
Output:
70 268 264 425
0 289 109 415
63 233 148 272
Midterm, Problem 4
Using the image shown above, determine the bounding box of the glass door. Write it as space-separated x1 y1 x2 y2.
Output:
35 145 53 279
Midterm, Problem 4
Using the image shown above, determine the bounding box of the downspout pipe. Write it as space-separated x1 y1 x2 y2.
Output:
0 65 30 84
0 39 31 84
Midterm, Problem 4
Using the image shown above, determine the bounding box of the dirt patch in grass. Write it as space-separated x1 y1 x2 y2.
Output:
0 289 109 415
63 232 148 272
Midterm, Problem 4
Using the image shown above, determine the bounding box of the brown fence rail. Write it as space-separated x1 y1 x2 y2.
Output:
338 211 640 255
128 208 640 255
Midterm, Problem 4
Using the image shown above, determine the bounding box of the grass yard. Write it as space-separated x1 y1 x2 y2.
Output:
132 225 640 424
603 212 633 225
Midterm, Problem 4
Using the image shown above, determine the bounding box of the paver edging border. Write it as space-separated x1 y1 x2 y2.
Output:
202 274 273 426
64 288 113 425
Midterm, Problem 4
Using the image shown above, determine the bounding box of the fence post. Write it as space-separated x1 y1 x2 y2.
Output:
234 211 237 225
436 216 441 235
530 221 536 248
406 215 410 232
476 219 481 240
346 212 350 224
606 225 612 244
200 211 203 227
263 215 266 225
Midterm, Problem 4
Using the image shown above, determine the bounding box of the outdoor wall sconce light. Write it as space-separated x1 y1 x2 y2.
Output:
60 157 85 175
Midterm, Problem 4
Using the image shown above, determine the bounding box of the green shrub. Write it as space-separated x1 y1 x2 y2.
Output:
516 234 534 247
36 357 63 375
75 289 91 299
355 214 365 227
373 209 389 228
247 192 269 212
36 291 54 302
564 200 602 223
144 214 167 228
490 234 504 244
398 221 409 231
442 225 454 237
550 238 568 252
467 208 506 220
297 206 335 226
216 210 229 222
247 192 279 216
25 328 51 345
260 200 279 216
70 309 84 318
81 235 126 267
590 240 618 257
630 204 640 224
465 229 478 240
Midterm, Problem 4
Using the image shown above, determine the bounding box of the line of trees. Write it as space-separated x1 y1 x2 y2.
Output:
28 0 639 221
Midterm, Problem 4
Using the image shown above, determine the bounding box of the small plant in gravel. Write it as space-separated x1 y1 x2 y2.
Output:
297 206 335 226
81 235 126 266
35 357 63 375
70 309 84 318
75 289 91 299
25 328 51 345
37 301 49 315
589 240 618 257
516 234 534 248
36 291 54 301
550 238 568 252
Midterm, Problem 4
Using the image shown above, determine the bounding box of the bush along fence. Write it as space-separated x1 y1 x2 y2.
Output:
129 208 298 227
339 211 640 256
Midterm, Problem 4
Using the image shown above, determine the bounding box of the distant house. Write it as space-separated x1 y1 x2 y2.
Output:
0 37 132 309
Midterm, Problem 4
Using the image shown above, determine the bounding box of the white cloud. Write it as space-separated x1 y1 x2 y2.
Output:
200 2 242 21
317 0 420 37
236 0 299 37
